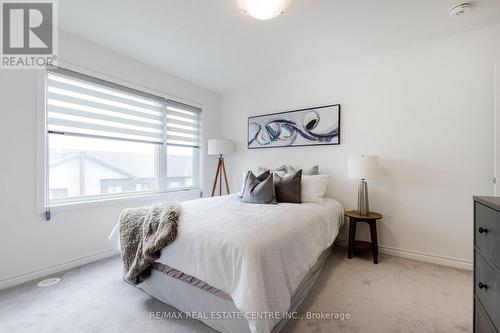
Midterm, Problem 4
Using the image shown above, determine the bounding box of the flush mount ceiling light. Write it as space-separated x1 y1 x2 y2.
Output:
449 2 472 17
238 0 292 20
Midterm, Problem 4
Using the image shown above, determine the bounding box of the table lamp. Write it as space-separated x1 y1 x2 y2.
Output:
347 155 380 215
208 139 235 196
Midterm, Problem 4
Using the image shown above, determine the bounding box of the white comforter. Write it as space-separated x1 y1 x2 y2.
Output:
109 194 344 333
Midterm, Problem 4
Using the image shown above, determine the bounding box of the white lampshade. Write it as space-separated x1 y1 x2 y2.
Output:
238 0 292 20
207 139 235 156
347 155 380 180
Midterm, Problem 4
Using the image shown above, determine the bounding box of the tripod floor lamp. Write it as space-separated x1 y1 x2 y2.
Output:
208 139 235 196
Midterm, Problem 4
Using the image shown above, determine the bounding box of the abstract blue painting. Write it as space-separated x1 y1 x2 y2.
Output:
248 104 340 149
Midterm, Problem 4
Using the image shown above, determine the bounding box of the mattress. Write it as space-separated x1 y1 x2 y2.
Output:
109 194 344 333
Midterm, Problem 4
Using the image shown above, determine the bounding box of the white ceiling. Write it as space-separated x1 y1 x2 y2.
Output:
60 0 500 93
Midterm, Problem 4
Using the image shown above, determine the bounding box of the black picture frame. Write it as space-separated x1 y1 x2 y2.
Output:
247 104 341 149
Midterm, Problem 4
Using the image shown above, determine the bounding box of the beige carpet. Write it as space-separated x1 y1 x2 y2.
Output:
285 247 472 333
0 246 472 333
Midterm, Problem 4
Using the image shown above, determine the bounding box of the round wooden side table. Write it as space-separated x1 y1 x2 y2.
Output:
345 211 383 264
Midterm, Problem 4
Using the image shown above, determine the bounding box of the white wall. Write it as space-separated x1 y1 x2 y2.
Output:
2 25 498 288
0 32 221 287
221 25 500 267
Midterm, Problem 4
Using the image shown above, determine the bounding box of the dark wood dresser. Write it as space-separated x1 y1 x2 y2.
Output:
474 196 500 333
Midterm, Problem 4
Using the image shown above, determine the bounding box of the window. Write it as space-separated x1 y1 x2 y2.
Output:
43 68 202 206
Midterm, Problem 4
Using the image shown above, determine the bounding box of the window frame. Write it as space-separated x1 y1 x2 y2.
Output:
36 63 204 213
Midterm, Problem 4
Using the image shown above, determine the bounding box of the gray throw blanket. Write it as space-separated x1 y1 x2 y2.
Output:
119 202 181 284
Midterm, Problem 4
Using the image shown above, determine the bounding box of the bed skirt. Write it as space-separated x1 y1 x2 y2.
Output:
137 245 334 333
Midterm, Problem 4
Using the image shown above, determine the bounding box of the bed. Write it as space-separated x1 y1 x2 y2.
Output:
108 193 344 333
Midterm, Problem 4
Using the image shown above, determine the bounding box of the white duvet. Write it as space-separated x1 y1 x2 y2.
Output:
109 194 344 333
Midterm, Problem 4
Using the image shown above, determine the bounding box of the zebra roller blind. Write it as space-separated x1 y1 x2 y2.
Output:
46 68 202 147
165 100 201 148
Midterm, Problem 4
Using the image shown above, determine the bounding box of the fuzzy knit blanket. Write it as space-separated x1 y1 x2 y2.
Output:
119 202 181 284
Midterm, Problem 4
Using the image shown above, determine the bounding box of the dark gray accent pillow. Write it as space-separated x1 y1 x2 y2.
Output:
274 170 302 203
286 165 319 175
239 170 270 198
241 171 277 204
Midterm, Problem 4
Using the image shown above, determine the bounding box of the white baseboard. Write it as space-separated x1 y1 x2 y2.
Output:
335 240 473 270
0 249 117 290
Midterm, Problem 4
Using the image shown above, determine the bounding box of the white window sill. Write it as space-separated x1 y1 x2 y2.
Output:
40 189 202 213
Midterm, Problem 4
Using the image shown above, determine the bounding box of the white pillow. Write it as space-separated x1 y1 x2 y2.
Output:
301 175 328 204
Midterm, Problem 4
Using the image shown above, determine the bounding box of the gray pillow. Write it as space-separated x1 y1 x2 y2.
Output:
257 165 287 174
241 171 277 204
286 165 319 175
274 170 302 203
239 170 270 198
